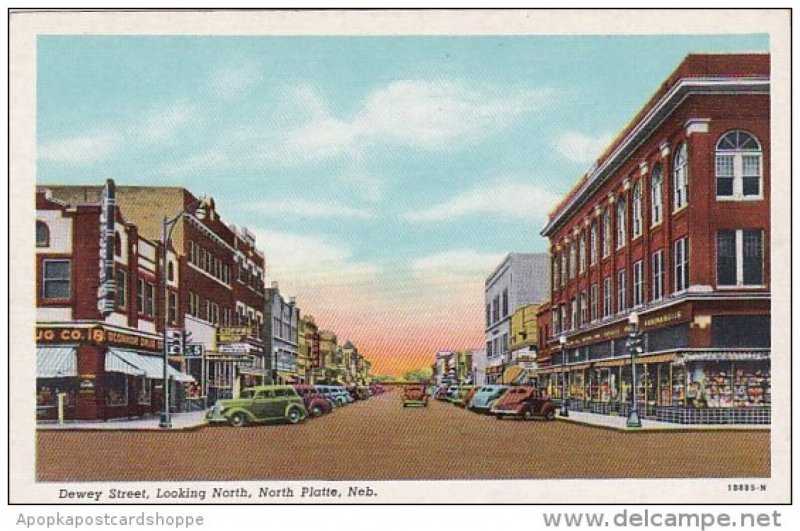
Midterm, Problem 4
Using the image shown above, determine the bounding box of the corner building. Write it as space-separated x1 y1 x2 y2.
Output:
538 54 770 424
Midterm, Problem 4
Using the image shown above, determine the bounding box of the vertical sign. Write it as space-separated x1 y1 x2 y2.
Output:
97 179 116 316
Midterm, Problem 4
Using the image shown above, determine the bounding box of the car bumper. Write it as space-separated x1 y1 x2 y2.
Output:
490 407 522 416
206 411 229 423
403 399 428 406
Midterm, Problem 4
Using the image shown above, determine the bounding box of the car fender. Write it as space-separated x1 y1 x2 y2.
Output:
223 407 258 423
284 403 308 419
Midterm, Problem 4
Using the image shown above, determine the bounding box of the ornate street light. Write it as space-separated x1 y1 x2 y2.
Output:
160 195 211 429
625 311 644 428
559 334 568 417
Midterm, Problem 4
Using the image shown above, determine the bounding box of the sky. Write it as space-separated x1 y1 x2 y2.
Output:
37 34 769 376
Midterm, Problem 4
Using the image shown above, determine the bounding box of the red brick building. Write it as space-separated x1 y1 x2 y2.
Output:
537 54 770 424
37 180 268 419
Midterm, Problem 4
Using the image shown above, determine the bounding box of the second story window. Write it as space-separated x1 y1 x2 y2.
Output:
717 230 764 287
602 208 611 257
569 241 576 278
42 259 70 299
590 222 598 265
579 232 586 273
617 269 627 314
651 163 663 225
652 249 664 302
674 237 690 292
716 130 762 199
36 221 50 248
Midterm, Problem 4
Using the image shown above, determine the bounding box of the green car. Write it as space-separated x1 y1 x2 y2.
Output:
206 385 308 427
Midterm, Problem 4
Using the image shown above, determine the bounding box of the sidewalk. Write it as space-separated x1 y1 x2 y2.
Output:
556 410 770 432
37 411 208 431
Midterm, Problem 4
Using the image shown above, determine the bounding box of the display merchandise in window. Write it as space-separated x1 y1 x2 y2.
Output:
105 373 129 407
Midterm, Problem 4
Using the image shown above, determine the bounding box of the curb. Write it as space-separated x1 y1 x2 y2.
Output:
37 422 209 433
555 416 771 433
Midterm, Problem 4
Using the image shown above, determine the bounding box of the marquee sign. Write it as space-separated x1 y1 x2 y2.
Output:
36 325 162 351
97 179 116 316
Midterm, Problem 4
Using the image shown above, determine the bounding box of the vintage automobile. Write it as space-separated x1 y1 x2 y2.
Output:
206 385 308 427
315 385 345 407
369 384 385 395
468 385 509 414
445 385 462 402
293 384 334 417
434 385 450 400
402 384 429 407
490 386 556 420
453 386 478 408
332 385 355 404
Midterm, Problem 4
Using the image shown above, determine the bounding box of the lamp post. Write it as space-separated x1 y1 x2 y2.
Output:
159 196 210 429
625 311 643 428
558 334 568 417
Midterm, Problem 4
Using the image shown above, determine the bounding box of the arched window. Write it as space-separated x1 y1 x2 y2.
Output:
673 143 689 210
632 180 643 238
114 232 122 257
36 221 49 247
168 261 175 282
602 208 611 258
715 130 762 199
651 164 663 225
616 197 627 249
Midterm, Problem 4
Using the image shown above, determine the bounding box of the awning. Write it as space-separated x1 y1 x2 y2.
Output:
566 363 591 371
37 346 78 378
238 368 270 377
500 366 526 385
536 367 564 374
106 349 194 382
594 357 630 368
637 353 678 365
680 350 770 362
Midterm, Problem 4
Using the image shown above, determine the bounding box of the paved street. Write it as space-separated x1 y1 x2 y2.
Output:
37 390 769 481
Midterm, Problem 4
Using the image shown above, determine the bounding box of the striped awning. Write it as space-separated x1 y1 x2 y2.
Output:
37 346 78 378
107 349 194 382
501 366 526 385
680 350 770 362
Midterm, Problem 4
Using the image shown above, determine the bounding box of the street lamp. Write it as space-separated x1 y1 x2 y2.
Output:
625 311 643 428
160 196 210 429
559 334 568 417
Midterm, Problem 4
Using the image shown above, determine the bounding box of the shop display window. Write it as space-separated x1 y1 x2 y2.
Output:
137 377 151 405
36 379 77 408
105 373 129 407
688 361 770 408
671 365 686 406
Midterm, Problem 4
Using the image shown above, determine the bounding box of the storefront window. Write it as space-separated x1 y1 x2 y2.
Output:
687 361 770 408
105 373 129 407
36 379 77 408
137 377 151 405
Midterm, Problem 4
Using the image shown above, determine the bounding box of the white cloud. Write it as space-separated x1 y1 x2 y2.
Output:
243 199 375 220
38 130 122 165
271 80 549 164
404 183 561 223
133 102 196 143
555 131 613 165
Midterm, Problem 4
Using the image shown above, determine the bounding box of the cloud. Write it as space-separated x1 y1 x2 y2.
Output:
269 80 550 164
243 199 375 220
133 102 196 143
404 182 561 223
38 130 122 165
555 131 613 165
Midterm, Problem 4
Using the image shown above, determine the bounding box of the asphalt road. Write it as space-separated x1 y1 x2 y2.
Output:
37 390 770 481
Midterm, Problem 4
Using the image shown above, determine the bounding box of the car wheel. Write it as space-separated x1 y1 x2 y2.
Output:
523 408 533 421
229 412 247 427
286 407 303 424
545 409 556 421
495 414 503 420
311 405 323 417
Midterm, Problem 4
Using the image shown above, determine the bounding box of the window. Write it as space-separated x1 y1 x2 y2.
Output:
632 181 643 237
36 221 50 247
617 269 627 314
168 261 175 282
169 292 178 324
569 241 577 278
552 309 559 335
715 130 762 199
188 292 199 318
602 209 611 257
210 302 220 325
146 282 155 317
560 251 567 286
633 260 644 307
590 284 599 322
492 297 499 323
673 143 688 210
114 232 122 257
42 259 70 299
580 291 588 325
579 233 586 273
616 198 626 249
552 258 560 291
717 230 764 287
603 277 612 318
501 333 509 354
501 288 509 317
652 250 664 301
485 304 491 327
137 278 145 314
116 269 127 308
570 298 577 330
651 164 663 224
223 307 232 327
486 341 493 358
590 222 598 265
560 305 566 334
674 237 689 292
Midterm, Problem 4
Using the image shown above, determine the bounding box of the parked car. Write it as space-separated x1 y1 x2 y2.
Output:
468 385 509 414
314 385 341 408
445 385 462 402
206 385 308 427
453 386 479 408
490 386 556 420
369 384 385 395
402 384 429 407
331 385 354 404
434 385 450 400
293 384 333 417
